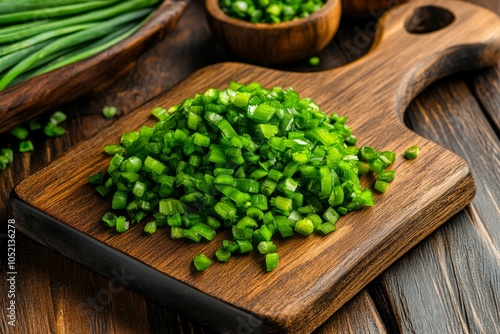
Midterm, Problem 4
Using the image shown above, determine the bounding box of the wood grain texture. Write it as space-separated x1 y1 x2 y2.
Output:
10 1 500 332
376 76 500 333
0 0 189 135
406 81 500 242
377 210 500 333
469 62 500 132
1 234 150 334
316 290 387 334
205 0 342 64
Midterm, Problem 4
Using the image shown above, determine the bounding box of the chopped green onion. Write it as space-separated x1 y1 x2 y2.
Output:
374 180 389 193
103 106 118 119
220 0 325 23
49 111 67 125
404 145 419 160
309 56 320 66
294 218 314 235
19 140 34 152
274 196 292 211
115 216 129 233
144 220 157 234
88 171 104 185
44 123 66 137
265 253 279 271
215 248 231 262
378 170 396 182
193 253 212 271
91 82 398 273
102 212 117 227
236 239 253 253
257 241 277 254
10 127 29 140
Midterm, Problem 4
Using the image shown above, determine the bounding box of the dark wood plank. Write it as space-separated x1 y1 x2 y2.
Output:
468 62 500 132
316 290 387 334
375 78 500 332
405 80 500 243
376 210 500 333
0 234 150 334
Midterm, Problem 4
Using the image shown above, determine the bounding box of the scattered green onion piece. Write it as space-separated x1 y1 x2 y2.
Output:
236 239 253 254
378 170 396 182
10 127 29 140
215 248 231 262
276 216 294 237
103 106 118 119
404 145 419 160
257 241 276 254
29 119 42 131
50 111 67 125
374 180 389 193
2 148 14 164
115 216 129 233
143 221 157 234
379 151 396 165
358 161 370 175
102 212 117 227
88 171 104 184
44 123 66 137
274 196 292 211
19 140 34 152
319 222 336 234
265 253 279 271
182 229 202 242
104 144 122 155
193 253 212 271
309 57 320 66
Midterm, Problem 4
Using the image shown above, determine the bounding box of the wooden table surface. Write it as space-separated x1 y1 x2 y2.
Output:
1 0 499 333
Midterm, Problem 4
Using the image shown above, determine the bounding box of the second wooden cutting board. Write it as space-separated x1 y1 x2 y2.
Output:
10 0 500 332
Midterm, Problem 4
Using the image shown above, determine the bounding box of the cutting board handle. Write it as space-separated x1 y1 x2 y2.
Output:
326 0 500 121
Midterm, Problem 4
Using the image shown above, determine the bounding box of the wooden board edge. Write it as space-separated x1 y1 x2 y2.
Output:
280 166 477 333
8 194 267 334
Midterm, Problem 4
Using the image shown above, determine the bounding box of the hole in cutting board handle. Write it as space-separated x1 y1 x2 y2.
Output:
405 6 455 34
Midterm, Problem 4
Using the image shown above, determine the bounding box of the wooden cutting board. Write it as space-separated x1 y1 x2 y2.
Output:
10 1 500 333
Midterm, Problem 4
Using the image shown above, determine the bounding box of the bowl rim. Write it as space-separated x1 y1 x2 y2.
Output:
205 0 339 30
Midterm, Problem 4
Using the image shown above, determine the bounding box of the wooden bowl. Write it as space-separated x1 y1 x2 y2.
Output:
205 0 341 65
342 0 408 17
0 0 189 134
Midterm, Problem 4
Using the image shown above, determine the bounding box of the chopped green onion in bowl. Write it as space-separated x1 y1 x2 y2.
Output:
219 0 326 23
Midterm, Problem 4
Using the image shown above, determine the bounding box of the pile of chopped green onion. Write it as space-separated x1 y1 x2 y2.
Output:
90 81 398 272
219 0 325 23
0 0 162 92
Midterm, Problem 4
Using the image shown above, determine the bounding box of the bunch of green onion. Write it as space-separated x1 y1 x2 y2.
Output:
89 81 397 272
219 0 325 23
0 0 162 92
